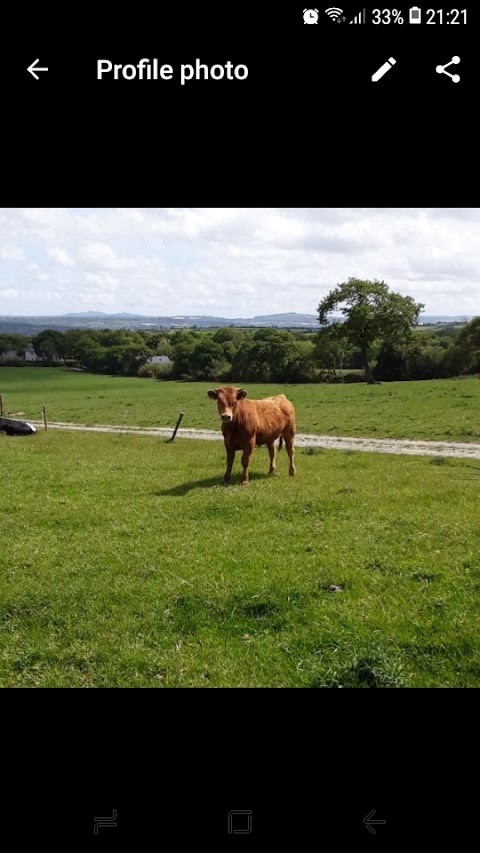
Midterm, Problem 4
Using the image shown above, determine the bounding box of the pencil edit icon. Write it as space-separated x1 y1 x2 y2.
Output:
372 57 396 82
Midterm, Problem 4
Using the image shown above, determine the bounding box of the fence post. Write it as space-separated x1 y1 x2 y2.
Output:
0 394 3 415
169 412 184 442
42 405 48 431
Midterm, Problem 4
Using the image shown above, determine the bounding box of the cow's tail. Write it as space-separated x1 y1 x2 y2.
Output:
278 436 283 451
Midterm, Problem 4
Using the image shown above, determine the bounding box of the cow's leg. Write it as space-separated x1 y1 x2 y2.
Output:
267 442 276 475
224 445 235 483
284 435 296 477
241 442 255 485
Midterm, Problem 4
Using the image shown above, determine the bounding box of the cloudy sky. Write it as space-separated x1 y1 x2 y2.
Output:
0 208 478 317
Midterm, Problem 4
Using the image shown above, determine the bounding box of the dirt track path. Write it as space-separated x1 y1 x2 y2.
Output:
28 421 480 460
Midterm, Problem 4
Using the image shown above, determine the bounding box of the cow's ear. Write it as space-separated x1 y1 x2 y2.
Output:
207 390 218 400
237 388 247 399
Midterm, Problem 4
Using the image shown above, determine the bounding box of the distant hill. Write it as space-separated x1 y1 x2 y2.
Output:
417 316 474 324
0 312 475 335
0 311 320 334
61 311 147 319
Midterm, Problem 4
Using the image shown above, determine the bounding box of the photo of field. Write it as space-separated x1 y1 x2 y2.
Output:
2 369 480 687
1 207 479 688
2 367 480 442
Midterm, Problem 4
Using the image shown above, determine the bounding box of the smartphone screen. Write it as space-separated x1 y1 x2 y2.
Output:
1 2 476 847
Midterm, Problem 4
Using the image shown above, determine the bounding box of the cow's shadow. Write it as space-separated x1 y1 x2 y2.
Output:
155 471 271 496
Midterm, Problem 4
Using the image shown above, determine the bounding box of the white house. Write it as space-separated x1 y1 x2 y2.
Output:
0 350 18 361
147 355 171 364
25 349 40 362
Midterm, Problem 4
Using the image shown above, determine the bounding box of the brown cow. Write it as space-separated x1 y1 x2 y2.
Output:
207 386 296 485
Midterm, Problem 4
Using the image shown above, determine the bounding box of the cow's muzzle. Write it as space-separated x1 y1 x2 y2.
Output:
221 414 233 422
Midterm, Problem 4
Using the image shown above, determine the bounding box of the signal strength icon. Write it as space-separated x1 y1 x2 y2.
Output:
325 7 344 20
349 8 366 23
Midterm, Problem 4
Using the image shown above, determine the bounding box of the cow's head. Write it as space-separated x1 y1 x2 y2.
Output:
207 386 247 422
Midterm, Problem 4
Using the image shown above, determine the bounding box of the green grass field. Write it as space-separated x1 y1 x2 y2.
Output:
1 367 480 441
1 429 480 687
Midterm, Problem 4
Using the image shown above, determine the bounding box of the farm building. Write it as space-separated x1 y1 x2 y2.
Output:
24 348 40 362
146 355 171 364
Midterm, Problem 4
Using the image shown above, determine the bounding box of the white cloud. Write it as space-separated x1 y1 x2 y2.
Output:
48 247 74 266
78 290 116 306
86 272 119 290
79 242 130 270
0 208 478 316
0 244 24 261
0 288 19 299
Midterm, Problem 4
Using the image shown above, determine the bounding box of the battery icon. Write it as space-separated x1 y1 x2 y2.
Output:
409 6 422 23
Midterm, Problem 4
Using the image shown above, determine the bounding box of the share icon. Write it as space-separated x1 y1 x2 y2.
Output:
436 56 460 83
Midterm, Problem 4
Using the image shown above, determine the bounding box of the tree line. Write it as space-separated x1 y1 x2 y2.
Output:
1 279 479 383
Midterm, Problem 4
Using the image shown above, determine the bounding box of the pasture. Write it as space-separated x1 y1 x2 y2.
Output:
1 367 480 442
1 429 480 687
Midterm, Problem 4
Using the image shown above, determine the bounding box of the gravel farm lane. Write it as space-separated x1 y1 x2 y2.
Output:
28 421 480 461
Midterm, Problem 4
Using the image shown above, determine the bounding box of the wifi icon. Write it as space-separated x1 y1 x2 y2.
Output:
325 6 344 19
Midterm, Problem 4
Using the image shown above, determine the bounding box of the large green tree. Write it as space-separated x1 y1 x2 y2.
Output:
454 317 480 374
317 277 424 384
170 333 228 380
314 322 354 376
0 333 30 356
232 329 298 383
31 329 66 363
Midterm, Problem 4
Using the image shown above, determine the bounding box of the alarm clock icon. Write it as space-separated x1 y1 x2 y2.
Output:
303 8 319 24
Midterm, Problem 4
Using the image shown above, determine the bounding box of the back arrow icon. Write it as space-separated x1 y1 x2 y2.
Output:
27 59 48 80
363 809 386 834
